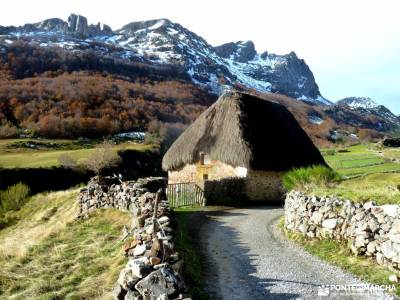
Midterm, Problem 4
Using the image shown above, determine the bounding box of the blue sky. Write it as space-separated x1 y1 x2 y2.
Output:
1 0 399 112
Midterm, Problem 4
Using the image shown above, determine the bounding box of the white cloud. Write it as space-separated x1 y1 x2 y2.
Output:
1 0 400 112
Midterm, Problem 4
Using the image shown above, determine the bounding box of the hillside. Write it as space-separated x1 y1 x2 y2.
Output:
0 188 130 299
0 14 398 146
0 14 327 104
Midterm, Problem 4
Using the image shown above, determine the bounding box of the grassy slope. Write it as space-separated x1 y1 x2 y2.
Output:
315 144 400 204
0 139 152 168
0 189 130 299
310 173 400 205
322 144 400 177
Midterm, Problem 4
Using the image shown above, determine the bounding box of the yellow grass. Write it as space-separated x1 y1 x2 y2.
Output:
0 188 131 299
0 139 153 168
0 189 79 258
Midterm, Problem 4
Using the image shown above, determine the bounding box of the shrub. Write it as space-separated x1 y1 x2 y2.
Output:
337 148 350 153
325 149 335 156
0 124 18 138
58 153 79 170
83 143 122 175
282 165 341 191
146 120 187 155
0 182 31 212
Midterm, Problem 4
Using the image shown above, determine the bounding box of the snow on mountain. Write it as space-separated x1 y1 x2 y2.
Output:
337 97 379 109
0 14 330 104
333 97 400 129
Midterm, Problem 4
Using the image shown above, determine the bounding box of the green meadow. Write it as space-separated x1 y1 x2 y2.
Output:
0 139 152 169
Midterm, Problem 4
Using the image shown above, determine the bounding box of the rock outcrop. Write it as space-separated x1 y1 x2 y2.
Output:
285 191 400 270
77 176 189 299
213 40 257 63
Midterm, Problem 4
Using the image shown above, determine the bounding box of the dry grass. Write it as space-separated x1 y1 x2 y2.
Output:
0 189 79 258
310 173 400 205
0 189 131 299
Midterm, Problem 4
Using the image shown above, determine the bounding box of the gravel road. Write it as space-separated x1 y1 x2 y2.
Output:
196 206 394 300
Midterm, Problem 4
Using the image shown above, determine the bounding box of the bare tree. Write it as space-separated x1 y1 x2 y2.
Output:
83 143 122 176
58 153 78 170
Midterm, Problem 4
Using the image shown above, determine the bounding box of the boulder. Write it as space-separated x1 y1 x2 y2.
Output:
381 241 398 259
117 267 140 290
135 267 185 299
127 257 151 278
321 218 337 229
391 219 400 234
381 205 399 218
133 244 147 257
112 283 126 300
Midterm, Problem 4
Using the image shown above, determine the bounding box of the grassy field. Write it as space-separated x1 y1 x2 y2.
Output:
280 219 400 297
310 144 400 204
0 188 130 299
0 138 152 168
321 144 400 177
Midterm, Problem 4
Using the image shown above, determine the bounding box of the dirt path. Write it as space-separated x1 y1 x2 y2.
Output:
196 206 393 300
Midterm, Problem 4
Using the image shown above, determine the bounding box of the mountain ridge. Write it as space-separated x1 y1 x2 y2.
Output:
0 14 330 104
0 14 399 145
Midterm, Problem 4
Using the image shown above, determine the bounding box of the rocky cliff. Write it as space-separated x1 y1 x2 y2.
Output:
0 14 328 104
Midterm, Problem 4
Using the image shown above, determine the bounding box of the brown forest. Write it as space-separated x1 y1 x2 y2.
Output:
0 42 384 146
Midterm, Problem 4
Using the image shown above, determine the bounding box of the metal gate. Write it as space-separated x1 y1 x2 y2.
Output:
167 182 205 208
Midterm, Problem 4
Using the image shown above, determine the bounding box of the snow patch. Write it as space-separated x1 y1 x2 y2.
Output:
148 20 166 30
308 115 324 125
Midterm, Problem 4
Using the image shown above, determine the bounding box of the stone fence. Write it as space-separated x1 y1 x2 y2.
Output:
77 176 190 300
285 190 400 270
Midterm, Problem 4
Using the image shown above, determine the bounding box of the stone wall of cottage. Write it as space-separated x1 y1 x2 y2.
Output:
245 171 284 201
167 161 242 185
285 190 400 270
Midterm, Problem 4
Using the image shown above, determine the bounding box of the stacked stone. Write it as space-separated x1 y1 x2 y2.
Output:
114 191 189 300
77 176 189 299
285 190 400 270
77 176 167 217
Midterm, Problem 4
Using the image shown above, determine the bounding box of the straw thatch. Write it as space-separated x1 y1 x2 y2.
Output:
162 91 326 171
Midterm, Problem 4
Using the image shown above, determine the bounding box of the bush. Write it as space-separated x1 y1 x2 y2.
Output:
0 124 18 139
83 143 122 175
58 153 79 170
146 120 187 155
282 165 341 191
337 148 350 153
0 182 30 212
325 149 335 156
383 138 400 148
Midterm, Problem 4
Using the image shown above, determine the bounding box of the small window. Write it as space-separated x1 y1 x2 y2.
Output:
203 174 208 180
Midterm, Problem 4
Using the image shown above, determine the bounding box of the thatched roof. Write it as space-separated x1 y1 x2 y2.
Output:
162 91 326 171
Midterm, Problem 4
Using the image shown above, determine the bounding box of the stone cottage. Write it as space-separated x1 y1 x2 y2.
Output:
162 91 326 201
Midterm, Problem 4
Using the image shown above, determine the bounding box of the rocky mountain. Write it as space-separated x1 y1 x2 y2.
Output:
330 97 400 131
0 14 112 38
337 97 379 109
1 14 399 145
0 14 329 105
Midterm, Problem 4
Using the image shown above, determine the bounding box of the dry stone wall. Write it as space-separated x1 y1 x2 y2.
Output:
77 176 190 300
285 190 400 270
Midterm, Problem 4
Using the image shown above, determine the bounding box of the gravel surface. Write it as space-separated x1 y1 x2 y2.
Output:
197 206 395 300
